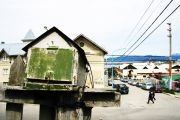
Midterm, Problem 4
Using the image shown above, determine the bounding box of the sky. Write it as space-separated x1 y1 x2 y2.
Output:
0 0 180 56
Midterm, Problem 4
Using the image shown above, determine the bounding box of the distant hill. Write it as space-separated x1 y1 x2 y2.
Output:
107 54 180 61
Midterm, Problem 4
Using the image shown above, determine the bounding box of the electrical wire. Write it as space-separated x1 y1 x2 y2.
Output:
127 5 180 55
123 0 173 56
122 0 155 47
125 0 164 48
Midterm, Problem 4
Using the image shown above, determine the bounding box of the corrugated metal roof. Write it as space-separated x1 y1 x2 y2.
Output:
0 43 26 56
108 55 180 61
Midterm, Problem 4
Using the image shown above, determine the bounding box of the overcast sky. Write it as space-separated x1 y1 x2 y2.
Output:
0 0 180 55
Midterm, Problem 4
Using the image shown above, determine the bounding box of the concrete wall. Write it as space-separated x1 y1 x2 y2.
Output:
0 61 11 83
74 37 105 88
0 53 13 83
0 53 26 83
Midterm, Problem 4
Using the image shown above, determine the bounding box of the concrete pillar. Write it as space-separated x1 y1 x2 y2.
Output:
82 107 92 120
39 105 55 120
6 103 23 120
56 107 80 120
55 107 92 120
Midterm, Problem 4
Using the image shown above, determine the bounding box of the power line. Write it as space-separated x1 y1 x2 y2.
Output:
122 0 155 47
125 0 164 49
127 5 180 55
123 0 173 56
130 0 165 43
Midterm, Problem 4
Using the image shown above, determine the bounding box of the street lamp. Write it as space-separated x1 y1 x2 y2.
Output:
167 23 172 90
111 48 125 88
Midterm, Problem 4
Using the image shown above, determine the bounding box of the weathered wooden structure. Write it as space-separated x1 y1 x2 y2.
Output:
0 27 120 120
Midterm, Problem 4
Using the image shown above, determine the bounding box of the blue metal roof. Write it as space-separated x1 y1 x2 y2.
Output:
107 55 180 61
0 43 26 56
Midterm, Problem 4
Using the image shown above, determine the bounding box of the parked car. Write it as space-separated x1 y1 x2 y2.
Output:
132 81 138 86
115 84 129 94
141 82 153 90
136 82 143 88
121 78 128 82
128 79 133 85
108 79 121 86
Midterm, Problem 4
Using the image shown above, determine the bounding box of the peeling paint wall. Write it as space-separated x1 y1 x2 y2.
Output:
26 32 76 81
25 31 89 87
27 48 74 81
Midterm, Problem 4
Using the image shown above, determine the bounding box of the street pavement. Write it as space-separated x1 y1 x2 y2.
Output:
92 82 180 120
0 82 180 120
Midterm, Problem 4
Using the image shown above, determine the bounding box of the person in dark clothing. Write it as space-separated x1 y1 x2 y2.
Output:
151 86 156 101
152 91 156 101
147 91 154 104
150 86 156 101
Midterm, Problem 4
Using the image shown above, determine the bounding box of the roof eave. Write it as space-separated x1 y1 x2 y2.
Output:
23 26 73 52
74 34 108 55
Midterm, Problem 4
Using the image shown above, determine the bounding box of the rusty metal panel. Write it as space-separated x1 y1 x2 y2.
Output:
27 48 74 81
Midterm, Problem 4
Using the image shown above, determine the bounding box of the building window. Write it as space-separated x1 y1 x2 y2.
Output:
79 42 84 47
3 54 7 61
3 68 8 75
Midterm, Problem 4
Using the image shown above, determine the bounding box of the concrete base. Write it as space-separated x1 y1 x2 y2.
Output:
39 105 55 120
1 88 120 120
56 107 92 120
6 103 23 120
83 107 92 120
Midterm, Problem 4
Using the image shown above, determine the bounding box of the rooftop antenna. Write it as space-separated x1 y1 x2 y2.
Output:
44 26 48 31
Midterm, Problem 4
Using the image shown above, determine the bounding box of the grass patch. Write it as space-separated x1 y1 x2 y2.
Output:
163 88 175 94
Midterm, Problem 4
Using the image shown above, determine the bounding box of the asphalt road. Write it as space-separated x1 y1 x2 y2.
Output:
0 82 180 120
92 82 180 120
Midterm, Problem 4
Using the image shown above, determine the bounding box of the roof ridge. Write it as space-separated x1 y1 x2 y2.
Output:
74 34 108 54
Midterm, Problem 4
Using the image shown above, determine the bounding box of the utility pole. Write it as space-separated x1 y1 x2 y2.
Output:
167 23 172 90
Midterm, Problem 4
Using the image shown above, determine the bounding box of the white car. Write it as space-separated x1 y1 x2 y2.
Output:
141 83 153 90
145 83 153 90
132 81 138 86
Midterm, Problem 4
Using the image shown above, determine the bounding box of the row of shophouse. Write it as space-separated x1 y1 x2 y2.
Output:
109 62 180 90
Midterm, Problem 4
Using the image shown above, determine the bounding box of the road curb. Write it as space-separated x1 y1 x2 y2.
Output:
164 93 180 99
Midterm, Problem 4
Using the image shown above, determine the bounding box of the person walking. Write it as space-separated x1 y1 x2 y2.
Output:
152 90 156 101
151 86 156 101
147 91 154 104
